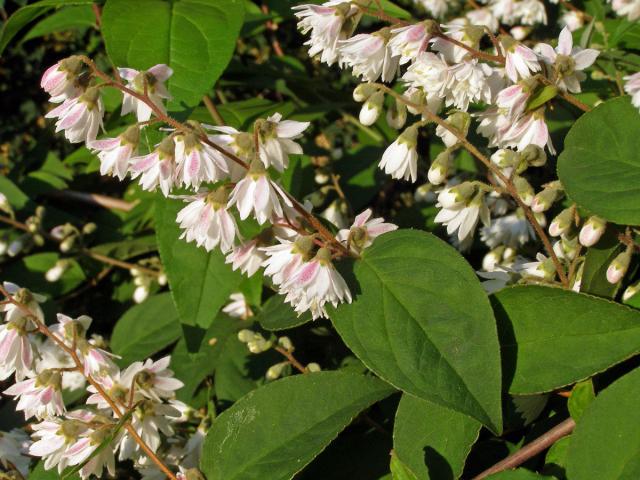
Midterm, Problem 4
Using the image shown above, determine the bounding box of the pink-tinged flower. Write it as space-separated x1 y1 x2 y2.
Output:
466 7 499 32
1 282 45 325
281 247 352 320
337 209 397 252
339 30 400 82
431 21 484 63
379 125 419 183
261 236 315 286
4 369 65 420
121 356 183 402
516 0 547 25
90 125 140 180
118 64 173 121
496 83 532 119
227 163 293 225
435 186 490 242
45 86 104 144
0 311 36 381
607 250 631 284
389 22 433 65
624 71 640 109
222 292 252 319
610 0 640 21
207 125 253 181
521 252 557 280
256 113 309 172
226 238 267 277
29 410 93 473
560 10 584 32
129 136 178 197
64 426 118 480
0 428 30 477
536 27 599 93
174 130 229 188
293 1 360 66
503 107 554 153
504 41 541 82
402 52 451 98
176 189 239 253
41 56 83 103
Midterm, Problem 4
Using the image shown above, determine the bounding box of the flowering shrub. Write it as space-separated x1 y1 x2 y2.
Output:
1 0 640 478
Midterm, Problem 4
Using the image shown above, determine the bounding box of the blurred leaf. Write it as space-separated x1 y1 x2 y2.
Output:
580 227 622 299
90 235 158 260
22 5 94 42
568 380 595 422
256 293 312 331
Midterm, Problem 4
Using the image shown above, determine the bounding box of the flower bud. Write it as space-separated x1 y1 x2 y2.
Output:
549 207 574 237
133 285 150 304
266 361 288 380
59 235 76 253
0 192 12 216
519 144 547 167
483 246 505 271
277 336 293 351
578 216 606 247
607 250 632 284
531 185 561 213
623 280 640 302
386 98 407 130
7 237 24 257
158 273 168 286
513 176 534 206
436 111 470 148
414 183 436 203
427 151 450 185
45 260 70 282
491 149 519 169
237 329 255 343
359 91 384 126
306 362 321 372
353 83 378 102
82 222 97 235
406 87 426 115
438 182 476 209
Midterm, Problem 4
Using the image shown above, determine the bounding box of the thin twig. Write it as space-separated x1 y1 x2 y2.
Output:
202 95 225 126
45 190 136 212
472 418 576 479
274 346 308 373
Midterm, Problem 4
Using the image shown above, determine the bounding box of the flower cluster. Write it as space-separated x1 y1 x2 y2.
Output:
0 282 206 479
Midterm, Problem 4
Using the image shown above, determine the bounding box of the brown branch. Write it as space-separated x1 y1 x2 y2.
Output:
45 190 135 212
472 418 576 479
274 346 308 374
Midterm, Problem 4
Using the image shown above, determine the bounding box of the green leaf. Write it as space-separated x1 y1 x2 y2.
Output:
329 230 502 432
376 0 412 20
543 435 571 480
101 0 244 110
0 0 93 54
558 97 640 225
200 372 395 480
30 462 79 480
393 393 481 480
487 470 552 479
566 367 640 479
110 293 182 366
90 235 158 260
568 380 595 422
22 5 95 42
526 85 558 111
256 294 312 331
580 227 622 299
493 285 640 394
155 197 243 329
390 451 419 480
0 176 31 211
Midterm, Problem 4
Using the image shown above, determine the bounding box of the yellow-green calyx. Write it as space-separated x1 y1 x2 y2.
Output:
206 187 230 209
184 469 206 480
59 56 84 77
135 369 155 390
293 235 315 260
158 136 176 161
555 54 576 77
133 70 159 93
58 420 84 443
79 86 101 110
35 370 62 391
121 125 140 147
63 320 86 341
314 247 333 265
349 226 369 250
14 288 32 305
255 118 277 144
248 157 267 176
182 132 202 153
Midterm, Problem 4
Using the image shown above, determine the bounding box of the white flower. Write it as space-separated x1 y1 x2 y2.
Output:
176 189 239 253
435 188 490 242
504 41 541 83
466 8 499 32
45 86 103 143
130 136 178 197
446 60 496 111
624 71 640 109
321 199 348 229
262 236 314 286
609 0 640 21
477 267 519 294
174 129 229 188
293 1 360 66
336 209 398 252
359 90 384 126
560 10 584 32
389 22 433 65
281 247 352 320
256 113 309 172
90 125 139 180
121 356 183 402
481 210 535 248
516 0 547 25
536 27 599 93
485 0 520 25
118 64 172 122
4 369 65 420
379 125 419 182
403 52 451 98
36 338 85 391
416 0 454 18
0 429 30 476
65 426 118 479
222 292 252 319
431 21 484 63
339 30 400 82
41 56 83 103
503 108 554 153
521 252 556 280
227 163 293 225
226 239 267 277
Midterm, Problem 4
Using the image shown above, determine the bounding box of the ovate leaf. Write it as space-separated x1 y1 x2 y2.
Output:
200 372 394 480
102 0 244 109
155 197 243 329
393 393 481 480
566 367 640 479
390 451 419 480
329 230 502 432
256 294 312 331
558 97 640 225
493 285 640 394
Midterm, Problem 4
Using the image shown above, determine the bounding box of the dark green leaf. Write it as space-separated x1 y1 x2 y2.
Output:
580 227 622 299
22 5 95 42
200 372 395 480
568 380 595 422
256 294 312 331
330 230 502 432
493 285 640 394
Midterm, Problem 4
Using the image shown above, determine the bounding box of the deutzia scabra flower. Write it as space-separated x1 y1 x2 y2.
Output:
607 250 632 284
90 125 140 180
119 64 173 121
4 369 65 420
579 216 606 247
262 235 314 286
435 183 490 242
207 125 254 180
65 422 119 479
502 38 541 83
481 210 534 248
281 247 352 319
41 56 84 103
431 22 484 63
447 60 498 111
516 0 547 25
337 209 398 253
560 10 584 32
609 0 640 21
0 429 30 476
339 29 400 83
403 52 450 102
45 86 104 143
379 124 419 182
226 238 268 277
176 188 239 253
174 127 229 188
624 72 640 109
228 160 293 225
521 252 556 280
223 292 252 319
255 113 310 172
123 356 184 402
293 1 361 66
416 0 455 18
536 27 599 93
466 8 499 32
130 136 178 197
389 21 435 65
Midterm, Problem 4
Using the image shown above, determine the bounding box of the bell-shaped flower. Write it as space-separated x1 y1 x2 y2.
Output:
118 64 173 121
129 136 178 197
226 238 267 277
337 209 397 252
41 56 84 103
90 125 140 180
256 113 309 172
379 124 419 182
4 369 65 420
45 86 104 144
339 29 400 82
175 127 229 188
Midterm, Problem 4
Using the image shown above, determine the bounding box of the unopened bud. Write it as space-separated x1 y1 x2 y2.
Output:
306 362 321 372
266 361 288 380
520 144 547 167
7 237 24 257
553 235 579 261
513 176 534 206
386 98 407 130
45 260 70 282
247 336 273 354
406 88 426 115
0 193 12 216
549 207 574 237
483 246 506 271
491 149 519 169
623 280 640 302
353 83 378 102
439 182 476 208
59 235 76 253
428 150 450 185
531 186 562 213
133 285 150 304
158 273 167 286
277 336 293 351
436 111 470 148
607 250 632 284
359 91 384 126
578 216 606 247
82 222 97 235
237 329 255 343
